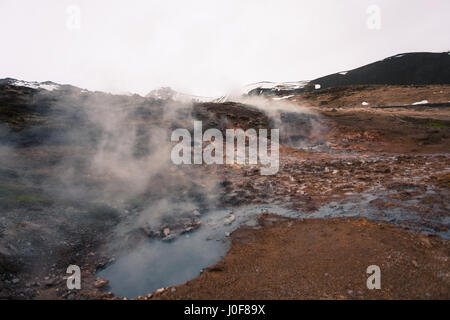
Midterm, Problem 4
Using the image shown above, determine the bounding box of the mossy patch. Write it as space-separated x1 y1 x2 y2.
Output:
427 122 449 128
0 184 52 207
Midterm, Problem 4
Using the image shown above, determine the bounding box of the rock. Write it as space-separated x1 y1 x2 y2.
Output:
141 226 153 237
155 288 165 294
171 288 176 293
181 220 202 234
93 279 109 288
44 279 55 287
412 260 419 268
342 138 349 147
163 228 170 237
181 227 194 234
419 236 432 248
12 278 19 284
162 234 177 242
224 214 236 225
193 209 201 216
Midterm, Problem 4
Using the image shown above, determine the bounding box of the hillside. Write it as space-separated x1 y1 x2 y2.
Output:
311 52 450 89
245 52 450 97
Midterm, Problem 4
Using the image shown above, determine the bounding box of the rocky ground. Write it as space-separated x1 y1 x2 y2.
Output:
0 83 449 299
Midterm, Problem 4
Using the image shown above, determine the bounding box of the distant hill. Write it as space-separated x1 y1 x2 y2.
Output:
310 52 450 90
146 86 214 103
242 52 450 98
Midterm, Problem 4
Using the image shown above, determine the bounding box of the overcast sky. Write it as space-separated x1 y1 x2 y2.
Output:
1 0 449 96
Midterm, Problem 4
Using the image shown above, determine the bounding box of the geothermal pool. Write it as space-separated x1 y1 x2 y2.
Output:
98 188 449 298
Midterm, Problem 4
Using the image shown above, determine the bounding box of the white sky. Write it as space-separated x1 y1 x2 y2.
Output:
1 0 449 97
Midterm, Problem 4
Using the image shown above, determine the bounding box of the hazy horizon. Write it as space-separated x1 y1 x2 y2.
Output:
1 0 449 97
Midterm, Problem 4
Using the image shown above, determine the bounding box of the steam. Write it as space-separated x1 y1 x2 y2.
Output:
61 95 223 255
0 87 224 271
0 82 328 284
228 95 328 149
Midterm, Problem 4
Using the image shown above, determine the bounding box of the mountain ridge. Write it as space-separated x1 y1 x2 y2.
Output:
3 51 450 100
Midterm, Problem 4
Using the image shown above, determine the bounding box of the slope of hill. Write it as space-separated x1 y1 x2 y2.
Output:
146 87 215 102
236 52 450 99
0 78 83 93
310 52 450 90
219 81 309 101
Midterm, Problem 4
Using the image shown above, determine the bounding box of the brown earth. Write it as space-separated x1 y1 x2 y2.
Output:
150 215 449 300
300 84 450 108
304 85 450 154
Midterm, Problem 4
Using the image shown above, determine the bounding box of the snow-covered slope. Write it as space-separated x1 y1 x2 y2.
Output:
145 87 215 103
241 81 308 94
216 81 309 102
0 78 61 91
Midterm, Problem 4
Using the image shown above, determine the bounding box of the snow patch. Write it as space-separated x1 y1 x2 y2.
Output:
217 81 308 102
412 100 429 105
272 95 294 101
241 81 308 94
361 102 369 106
146 87 214 103
11 80 60 91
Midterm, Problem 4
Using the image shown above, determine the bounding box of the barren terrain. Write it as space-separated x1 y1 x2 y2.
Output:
0 82 449 300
